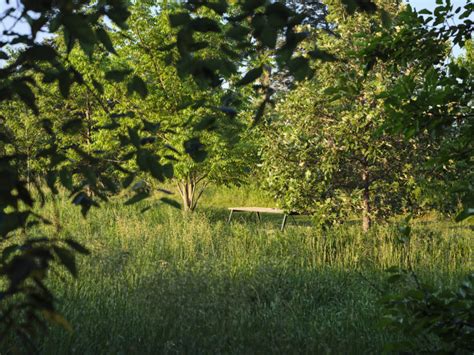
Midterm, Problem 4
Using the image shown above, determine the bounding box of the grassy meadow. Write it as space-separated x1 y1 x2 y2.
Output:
4 186 473 354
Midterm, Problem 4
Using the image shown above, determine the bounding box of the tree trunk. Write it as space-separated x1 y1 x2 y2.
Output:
176 174 208 212
362 170 371 233
177 179 197 212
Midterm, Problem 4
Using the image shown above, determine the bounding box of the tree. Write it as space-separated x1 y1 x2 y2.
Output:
360 0 473 222
103 2 258 211
261 0 439 231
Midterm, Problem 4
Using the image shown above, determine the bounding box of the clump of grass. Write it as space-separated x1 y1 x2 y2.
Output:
3 186 473 354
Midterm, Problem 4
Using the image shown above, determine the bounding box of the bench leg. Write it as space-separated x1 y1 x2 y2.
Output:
290 215 298 226
227 210 234 224
281 214 288 231
256 212 261 222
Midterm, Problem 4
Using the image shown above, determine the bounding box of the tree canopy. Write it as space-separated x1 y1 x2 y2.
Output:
261 1 445 230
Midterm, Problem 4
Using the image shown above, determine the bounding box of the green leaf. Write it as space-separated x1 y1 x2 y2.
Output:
184 137 208 162
18 45 57 62
308 49 337 62
341 0 377 14
417 9 432 15
226 25 250 40
169 12 191 27
203 0 228 14
191 18 221 33
105 69 132 82
266 3 291 27
261 27 278 48
105 3 131 29
251 14 266 36
243 0 265 12
289 57 311 81
237 66 263 86
62 14 95 43
96 27 116 54
127 75 148 98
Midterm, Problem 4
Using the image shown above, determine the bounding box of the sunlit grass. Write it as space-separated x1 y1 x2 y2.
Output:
4 186 473 354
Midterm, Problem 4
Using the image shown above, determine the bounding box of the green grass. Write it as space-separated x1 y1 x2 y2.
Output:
4 186 474 354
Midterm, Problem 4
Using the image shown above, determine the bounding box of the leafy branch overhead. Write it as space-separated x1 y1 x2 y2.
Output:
169 0 381 121
0 0 139 342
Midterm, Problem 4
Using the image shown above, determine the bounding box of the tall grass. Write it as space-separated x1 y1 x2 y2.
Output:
4 186 473 354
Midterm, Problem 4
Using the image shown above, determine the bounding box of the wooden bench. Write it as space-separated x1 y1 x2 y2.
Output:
227 207 299 231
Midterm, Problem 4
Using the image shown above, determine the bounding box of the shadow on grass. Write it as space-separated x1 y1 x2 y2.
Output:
29 266 398 355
